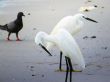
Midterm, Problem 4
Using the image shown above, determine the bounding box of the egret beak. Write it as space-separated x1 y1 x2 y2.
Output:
83 16 98 23
39 43 52 56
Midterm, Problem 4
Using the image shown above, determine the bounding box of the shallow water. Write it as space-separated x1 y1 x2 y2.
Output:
0 0 7 8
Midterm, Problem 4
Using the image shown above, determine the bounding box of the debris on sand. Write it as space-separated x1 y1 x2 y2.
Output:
42 74 45 78
33 28 37 30
91 36 96 38
85 9 89 12
30 66 34 68
84 0 92 3
27 65 35 71
32 74 36 76
101 47 108 50
101 6 104 8
28 13 31 15
96 65 103 68
79 6 97 12
83 36 89 39
94 5 98 8
83 36 96 39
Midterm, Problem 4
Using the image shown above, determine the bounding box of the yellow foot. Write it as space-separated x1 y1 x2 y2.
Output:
55 69 66 72
72 70 82 72
55 69 82 72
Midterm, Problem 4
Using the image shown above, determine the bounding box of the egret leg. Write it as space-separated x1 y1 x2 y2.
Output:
59 51 62 71
67 57 73 82
7 32 11 41
65 56 69 82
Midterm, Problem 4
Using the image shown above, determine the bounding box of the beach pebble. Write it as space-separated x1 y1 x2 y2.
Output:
91 36 96 38
42 74 44 77
83 36 88 39
28 13 31 15
101 6 104 8
32 74 36 76
101 47 107 50
94 5 98 8
79 6 96 12
84 9 89 12
30 66 34 68
33 28 37 30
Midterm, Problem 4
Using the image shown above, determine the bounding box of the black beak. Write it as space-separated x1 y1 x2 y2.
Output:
23 14 25 16
83 16 98 23
39 43 52 56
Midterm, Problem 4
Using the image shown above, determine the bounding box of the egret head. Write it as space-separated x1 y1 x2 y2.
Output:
35 32 52 56
74 13 98 23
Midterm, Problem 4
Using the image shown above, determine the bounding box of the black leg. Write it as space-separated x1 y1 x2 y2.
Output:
59 51 62 71
7 32 11 40
16 33 19 40
65 56 69 82
16 32 21 41
68 57 73 82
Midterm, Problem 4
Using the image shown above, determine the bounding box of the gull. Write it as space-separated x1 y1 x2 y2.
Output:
0 12 25 41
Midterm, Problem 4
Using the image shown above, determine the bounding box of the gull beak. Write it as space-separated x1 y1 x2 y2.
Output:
83 16 98 23
39 43 52 56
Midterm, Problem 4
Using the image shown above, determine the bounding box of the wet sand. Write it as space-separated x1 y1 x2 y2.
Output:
0 0 110 82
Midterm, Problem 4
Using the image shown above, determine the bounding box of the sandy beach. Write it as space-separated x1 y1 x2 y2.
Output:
0 0 110 82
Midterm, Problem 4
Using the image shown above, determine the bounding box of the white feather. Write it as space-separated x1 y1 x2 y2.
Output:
35 28 85 71
46 13 85 50
46 13 97 50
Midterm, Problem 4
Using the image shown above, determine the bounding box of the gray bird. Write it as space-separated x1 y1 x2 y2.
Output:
0 12 25 41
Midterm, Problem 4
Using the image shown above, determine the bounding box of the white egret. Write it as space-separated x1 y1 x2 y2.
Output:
46 13 98 71
47 13 98 50
35 28 85 82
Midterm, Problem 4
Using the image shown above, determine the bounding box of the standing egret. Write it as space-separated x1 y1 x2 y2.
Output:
47 13 98 49
46 13 98 71
35 28 85 82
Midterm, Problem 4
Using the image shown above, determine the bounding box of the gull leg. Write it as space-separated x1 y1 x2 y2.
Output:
7 32 11 41
16 32 22 41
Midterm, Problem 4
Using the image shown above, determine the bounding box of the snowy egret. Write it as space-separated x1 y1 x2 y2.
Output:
46 13 98 71
35 32 52 56
35 28 85 82
47 13 98 50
